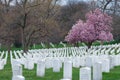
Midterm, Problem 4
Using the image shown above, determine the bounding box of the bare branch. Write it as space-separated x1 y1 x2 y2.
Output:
103 0 112 12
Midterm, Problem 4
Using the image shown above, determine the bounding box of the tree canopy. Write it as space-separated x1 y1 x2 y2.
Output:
65 9 113 48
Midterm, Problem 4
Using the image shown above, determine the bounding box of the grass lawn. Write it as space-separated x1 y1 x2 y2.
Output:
0 40 120 80
0 53 120 80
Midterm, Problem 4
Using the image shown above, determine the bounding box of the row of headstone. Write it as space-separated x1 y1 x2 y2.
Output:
10 43 120 80
12 51 120 71
61 61 102 80
80 62 102 80
0 59 5 70
10 56 117 80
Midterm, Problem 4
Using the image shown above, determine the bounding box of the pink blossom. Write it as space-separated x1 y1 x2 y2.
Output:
65 9 113 44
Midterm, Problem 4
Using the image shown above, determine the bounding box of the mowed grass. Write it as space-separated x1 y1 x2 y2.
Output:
1 54 120 80
103 66 120 80
0 53 12 80
23 66 79 80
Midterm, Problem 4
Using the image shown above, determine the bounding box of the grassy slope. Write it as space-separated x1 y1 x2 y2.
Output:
103 66 120 80
0 41 120 80
1 55 120 80
23 67 79 80
0 53 12 80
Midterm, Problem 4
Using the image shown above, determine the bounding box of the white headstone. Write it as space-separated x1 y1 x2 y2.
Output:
37 60 45 77
45 58 52 69
117 55 120 65
114 55 119 66
102 59 110 72
109 56 115 69
24 59 28 69
12 64 22 76
85 56 92 67
63 61 72 79
12 59 21 68
73 57 80 68
79 57 85 67
93 62 102 80
53 58 60 72
80 67 91 80
27 58 34 70
0 60 4 70
12 75 25 80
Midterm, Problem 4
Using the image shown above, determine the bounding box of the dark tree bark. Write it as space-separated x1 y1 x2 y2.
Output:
87 42 93 49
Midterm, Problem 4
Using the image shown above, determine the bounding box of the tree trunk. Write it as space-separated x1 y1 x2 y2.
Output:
74 42 79 47
24 44 28 53
87 42 92 49
100 41 103 45
21 28 27 53
47 43 50 48
7 44 11 54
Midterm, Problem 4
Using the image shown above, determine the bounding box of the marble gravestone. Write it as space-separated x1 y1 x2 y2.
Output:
80 67 91 80
37 60 45 77
93 62 102 80
53 58 60 72
63 61 72 79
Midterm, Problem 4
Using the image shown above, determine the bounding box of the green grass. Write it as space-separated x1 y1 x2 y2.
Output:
0 40 120 80
23 67 79 80
103 66 120 80
0 53 12 80
1 54 120 80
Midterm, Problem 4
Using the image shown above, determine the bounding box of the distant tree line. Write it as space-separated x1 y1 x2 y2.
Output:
0 0 120 52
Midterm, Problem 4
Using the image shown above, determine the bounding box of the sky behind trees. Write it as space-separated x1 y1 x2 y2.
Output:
2 0 91 6
58 0 90 5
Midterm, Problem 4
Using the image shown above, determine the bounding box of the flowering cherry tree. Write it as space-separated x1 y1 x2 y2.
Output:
65 9 113 48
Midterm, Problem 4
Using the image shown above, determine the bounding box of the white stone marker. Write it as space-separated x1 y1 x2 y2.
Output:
12 75 25 80
59 60 62 68
12 64 22 80
93 62 102 80
45 58 52 69
102 59 110 72
80 67 91 80
12 59 20 68
85 56 92 67
0 60 4 70
117 55 120 65
115 55 119 66
80 57 85 67
27 58 34 70
73 57 80 68
24 59 28 69
37 60 45 77
109 56 115 69
53 58 60 72
63 61 72 79
12 64 22 76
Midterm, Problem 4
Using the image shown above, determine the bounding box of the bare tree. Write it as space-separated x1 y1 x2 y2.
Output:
95 0 120 40
14 0 60 52
0 0 61 52
0 0 15 52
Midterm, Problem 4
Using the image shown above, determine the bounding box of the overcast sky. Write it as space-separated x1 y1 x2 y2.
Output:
8 0 92 6
59 0 92 5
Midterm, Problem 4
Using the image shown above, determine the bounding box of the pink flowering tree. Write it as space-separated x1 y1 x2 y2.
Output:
65 9 113 48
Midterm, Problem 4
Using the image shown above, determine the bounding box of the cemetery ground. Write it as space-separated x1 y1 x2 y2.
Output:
0 41 120 80
1 53 120 80
0 53 80 80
